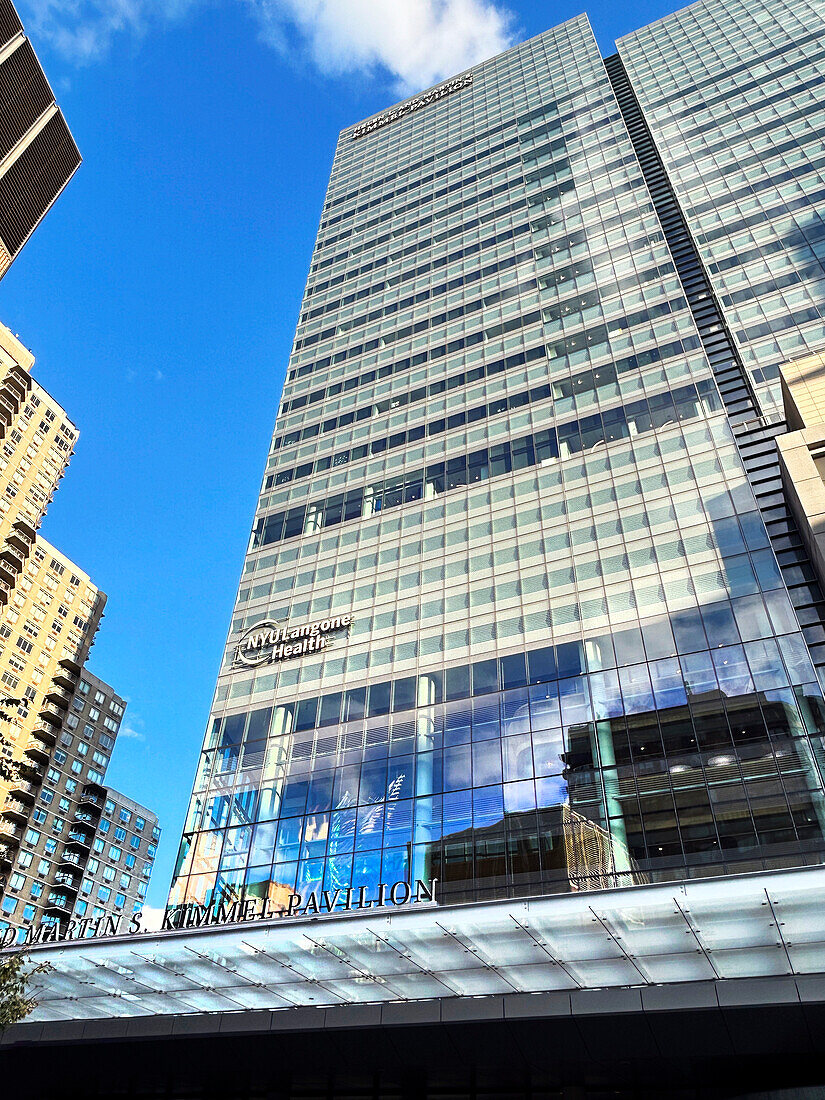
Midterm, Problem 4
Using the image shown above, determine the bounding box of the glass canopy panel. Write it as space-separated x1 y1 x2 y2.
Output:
20 868 825 1023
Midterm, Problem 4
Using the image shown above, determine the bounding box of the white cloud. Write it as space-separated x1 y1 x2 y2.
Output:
138 905 165 931
247 0 516 94
19 0 515 94
118 717 146 741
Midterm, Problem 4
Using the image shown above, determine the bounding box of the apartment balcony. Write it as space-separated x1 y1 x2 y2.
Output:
53 871 80 892
18 759 44 783
65 828 92 851
0 819 23 844
6 525 31 555
2 798 29 821
52 666 78 692
0 553 18 583
0 391 17 423
0 842 14 867
77 787 103 811
44 685 72 709
24 736 51 763
0 543 25 569
33 721 58 746
13 517 37 543
72 809 97 828
5 365 30 403
44 893 72 916
0 578 11 606
58 849 83 869
9 777 37 802
38 702 65 726
58 656 82 677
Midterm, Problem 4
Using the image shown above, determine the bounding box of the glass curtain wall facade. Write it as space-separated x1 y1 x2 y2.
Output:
170 11 825 917
618 0 825 420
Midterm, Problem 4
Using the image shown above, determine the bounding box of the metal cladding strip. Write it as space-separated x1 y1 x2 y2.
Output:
604 51 825 674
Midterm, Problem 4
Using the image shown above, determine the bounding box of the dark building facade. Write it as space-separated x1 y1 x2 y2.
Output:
0 0 80 279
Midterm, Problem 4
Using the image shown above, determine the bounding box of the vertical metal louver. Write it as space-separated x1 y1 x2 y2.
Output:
0 111 80 255
0 0 22 52
0 41 54 163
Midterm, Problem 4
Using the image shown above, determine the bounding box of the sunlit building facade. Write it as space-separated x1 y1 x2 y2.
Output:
170 0 825 922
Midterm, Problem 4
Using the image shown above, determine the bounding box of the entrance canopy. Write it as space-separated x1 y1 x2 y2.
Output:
20 865 825 1022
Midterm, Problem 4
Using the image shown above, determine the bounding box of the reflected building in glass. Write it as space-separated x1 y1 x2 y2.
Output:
170 0 825 920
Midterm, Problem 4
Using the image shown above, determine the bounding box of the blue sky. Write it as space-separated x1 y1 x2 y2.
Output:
2 0 684 909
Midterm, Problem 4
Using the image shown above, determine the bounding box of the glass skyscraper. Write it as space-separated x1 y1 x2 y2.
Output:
169 0 825 920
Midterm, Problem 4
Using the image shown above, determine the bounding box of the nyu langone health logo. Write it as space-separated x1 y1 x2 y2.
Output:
234 613 353 668
350 75 473 140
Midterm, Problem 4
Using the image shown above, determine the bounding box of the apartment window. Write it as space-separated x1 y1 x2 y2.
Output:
17 852 32 868
114 893 126 910
130 837 141 851
102 867 115 883
77 742 88 756
89 707 100 721
152 826 161 842
44 838 57 856
58 798 69 813
94 691 105 705
31 809 47 824
99 819 110 835
83 724 94 739
119 873 131 889
87 858 99 874
109 846 122 862
100 734 114 751
97 886 111 903
9 872 25 891
75 900 87 916
36 859 49 876
92 751 109 768
78 680 89 695
40 788 54 805
80 879 92 895
147 843 156 857
2 898 17 915
119 809 131 825
30 882 43 899
70 760 82 775
114 827 126 843
65 715 79 729
125 855 136 870
24 829 40 845
22 905 35 922
53 752 67 767
47 768 60 783
137 882 148 899
142 862 152 877
103 717 119 733
92 839 104 854
110 702 124 717
135 817 145 833
104 800 115 814
87 768 105 784
71 697 84 712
